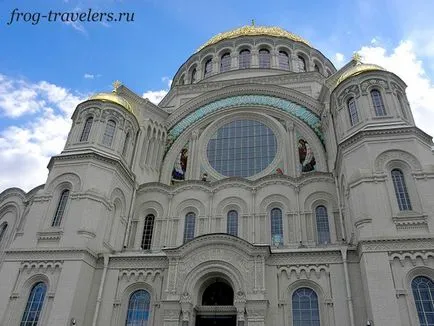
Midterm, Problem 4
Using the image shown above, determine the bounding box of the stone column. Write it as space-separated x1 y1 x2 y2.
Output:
360 251 403 325
160 301 181 326
246 300 268 326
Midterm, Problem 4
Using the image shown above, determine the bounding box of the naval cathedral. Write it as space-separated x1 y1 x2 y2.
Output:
1 25 434 326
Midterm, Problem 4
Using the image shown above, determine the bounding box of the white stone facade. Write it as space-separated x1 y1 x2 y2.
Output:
1 26 434 326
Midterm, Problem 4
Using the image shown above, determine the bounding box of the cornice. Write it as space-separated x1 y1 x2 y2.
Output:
357 236 434 254
338 126 433 153
138 172 334 194
4 247 98 265
47 151 135 185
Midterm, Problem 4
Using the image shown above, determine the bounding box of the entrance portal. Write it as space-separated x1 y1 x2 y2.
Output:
195 315 236 326
196 280 237 326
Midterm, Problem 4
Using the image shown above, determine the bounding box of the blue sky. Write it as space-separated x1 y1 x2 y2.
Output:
1 0 434 191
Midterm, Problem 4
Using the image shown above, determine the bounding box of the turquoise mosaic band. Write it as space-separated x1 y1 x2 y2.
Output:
167 95 323 147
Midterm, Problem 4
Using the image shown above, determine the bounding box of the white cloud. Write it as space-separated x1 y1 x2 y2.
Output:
359 40 434 137
142 77 172 104
334 53 345 68
0 75 84 192
84 73 94 79
142 90 168 105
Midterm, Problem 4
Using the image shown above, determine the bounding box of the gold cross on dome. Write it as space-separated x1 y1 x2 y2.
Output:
352 52 362 63
112 80 122 92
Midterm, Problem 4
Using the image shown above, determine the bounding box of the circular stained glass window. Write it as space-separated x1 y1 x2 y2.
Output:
207 120 277 177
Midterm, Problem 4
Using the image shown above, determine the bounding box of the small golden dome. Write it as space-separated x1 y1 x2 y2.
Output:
197 25 310 52
336 63 386 87
88 92 134 115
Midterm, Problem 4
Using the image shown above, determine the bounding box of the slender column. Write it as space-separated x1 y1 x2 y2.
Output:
295 187 302 243
341 248 355 326
92 255 109 326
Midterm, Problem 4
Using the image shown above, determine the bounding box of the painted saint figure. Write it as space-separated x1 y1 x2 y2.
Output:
172 147 188 181
298 139 316 172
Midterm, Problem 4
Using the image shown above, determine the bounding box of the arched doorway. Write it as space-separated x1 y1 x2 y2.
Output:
195 278 237 326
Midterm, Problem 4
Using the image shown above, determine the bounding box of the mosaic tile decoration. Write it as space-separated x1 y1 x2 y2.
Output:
167 95 323 149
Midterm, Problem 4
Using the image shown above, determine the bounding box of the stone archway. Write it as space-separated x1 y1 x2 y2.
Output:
195 277 237 326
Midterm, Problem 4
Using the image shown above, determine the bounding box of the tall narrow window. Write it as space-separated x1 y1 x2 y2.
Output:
125 290 151 326
292 288 320 326
183 212 196 243
259 49 271 68
297 55 306 72
21 282 47 326
391 169 412 210
398 93 408 119
0 222 7 244
204 59 213 77
315 206 331 244
80 117 93 142
122 132 130 156
278 51 289 70
271 208 283 246
190 68 197 84
239 50 251 69
220 53 231 72
52 190 69 227
314 64 320 73
347 97 359 126
371 89 386 116
227 210 238 236
102 120 116 146
141 214 155 250
412 276 434 326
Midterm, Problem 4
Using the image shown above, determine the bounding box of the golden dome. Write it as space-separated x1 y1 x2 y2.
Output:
197 25 310 51
336 63 386 87
88 92 134 115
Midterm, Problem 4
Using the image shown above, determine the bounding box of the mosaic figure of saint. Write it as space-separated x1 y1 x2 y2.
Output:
172 147 188 181
298 139 316 172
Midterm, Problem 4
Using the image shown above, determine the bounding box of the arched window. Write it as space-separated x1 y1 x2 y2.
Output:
314 64 320 73
183 212 196 243
259 49 271 68
227 210 238 236
220 53 231 72
80 117 93 142
141 214 155 250
412 276 434 326
239 49 251 69
271 208 283 246
125 290 151 326
371 89 386 116
347 97 359 126
292 288 320 326
391 169 412 210
315 206 330 244
21 282 47 326
102 119 116 146
204 59 213 77
190 68 197 84
179 74 185 86
398 93 408 119
297 55 306 72
122 132 130 156
278 51 290 70
0 222 7 244
52 189 69 227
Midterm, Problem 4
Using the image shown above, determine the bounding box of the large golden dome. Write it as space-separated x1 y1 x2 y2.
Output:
336 63 386 86
88 92 134 115
197 25 310 51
